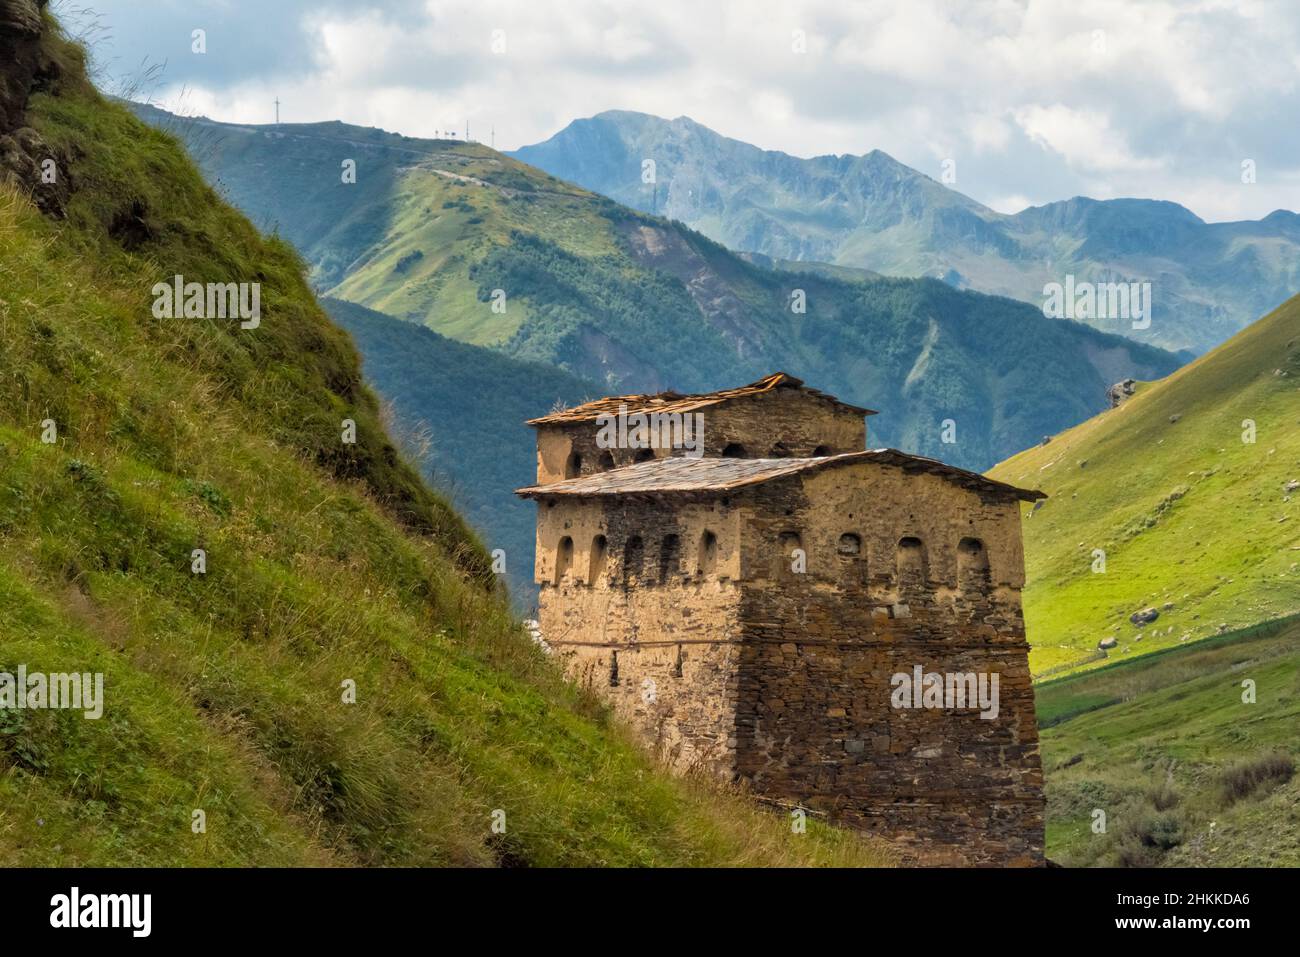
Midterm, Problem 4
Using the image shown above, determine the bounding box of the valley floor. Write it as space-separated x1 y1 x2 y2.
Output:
1038 615 1300 866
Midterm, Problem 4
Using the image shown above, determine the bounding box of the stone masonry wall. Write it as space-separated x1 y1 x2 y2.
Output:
732 466 1043 865
534 388 868 483
530 458 1045 865
534 496 746 774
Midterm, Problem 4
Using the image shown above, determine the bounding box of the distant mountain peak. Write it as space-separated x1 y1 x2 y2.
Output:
513 111 1300 354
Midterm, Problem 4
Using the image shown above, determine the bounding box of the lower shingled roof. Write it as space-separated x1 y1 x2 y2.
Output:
515 449 1045 502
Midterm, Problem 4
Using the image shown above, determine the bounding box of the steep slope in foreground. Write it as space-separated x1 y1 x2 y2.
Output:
514 110 1300 355
1038 616 1300 867
0 12 887 867
132 103 1185 473
988 294 1300 677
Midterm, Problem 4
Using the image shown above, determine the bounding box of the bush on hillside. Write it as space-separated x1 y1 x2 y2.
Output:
1218 752 1295 806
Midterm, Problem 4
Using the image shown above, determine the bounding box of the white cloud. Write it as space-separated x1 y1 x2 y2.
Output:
988 194 1036 216
965 111 1013 155
1013 104 1165 174
83 0 1300 222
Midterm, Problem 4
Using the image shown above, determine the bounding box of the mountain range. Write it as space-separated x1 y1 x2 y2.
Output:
513 110 1300 355
130 102 1182 477
127 103 1189 604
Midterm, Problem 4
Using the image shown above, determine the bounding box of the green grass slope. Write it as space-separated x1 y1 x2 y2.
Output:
1039 616 1300 866
989 293 1300 676
0 17 888 867
132 104 1185 473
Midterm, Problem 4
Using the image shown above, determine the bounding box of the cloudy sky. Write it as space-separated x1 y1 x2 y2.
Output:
69 0 1300 221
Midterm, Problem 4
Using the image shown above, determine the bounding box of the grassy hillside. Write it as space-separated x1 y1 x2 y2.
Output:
0 14 889 867
1039 616 1300 866
131 103 1185 473
989 293 1300 676
324 297 597 604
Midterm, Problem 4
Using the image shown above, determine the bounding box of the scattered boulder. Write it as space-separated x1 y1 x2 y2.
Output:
1286 480 1300 493
1129 607 1160 626
1169 413 1182 424
1107 379 1137 408
1099 636 1118 649
0 126 75 216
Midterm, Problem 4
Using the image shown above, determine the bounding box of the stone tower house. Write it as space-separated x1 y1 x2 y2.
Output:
517 373 1046 866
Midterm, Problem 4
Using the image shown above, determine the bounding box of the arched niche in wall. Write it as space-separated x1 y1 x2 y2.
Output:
564 450 582 479
957 537 991 590
555 536 574 585
589 534 608 583
697 530 719 575
622 535 644 586
658 534 681 583
775 530 804 581
896 536 928 592
837 532 866 585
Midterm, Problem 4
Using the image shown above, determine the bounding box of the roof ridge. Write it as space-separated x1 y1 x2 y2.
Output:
527 372 875 425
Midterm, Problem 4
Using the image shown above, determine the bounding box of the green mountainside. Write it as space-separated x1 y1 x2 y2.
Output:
324 297 597 603
989 293 1300 677
130 103 1184 474
0 10 888 867
1039 616 1300 867
513 110 1300 355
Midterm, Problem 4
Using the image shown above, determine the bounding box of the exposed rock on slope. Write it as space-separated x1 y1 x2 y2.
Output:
0 0 68 214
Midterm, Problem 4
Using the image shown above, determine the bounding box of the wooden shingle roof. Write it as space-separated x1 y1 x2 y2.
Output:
516 449 1045 502
526 372 876 426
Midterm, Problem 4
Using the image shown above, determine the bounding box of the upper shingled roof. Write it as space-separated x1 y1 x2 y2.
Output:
515 449 1045 502
526 372 877 426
